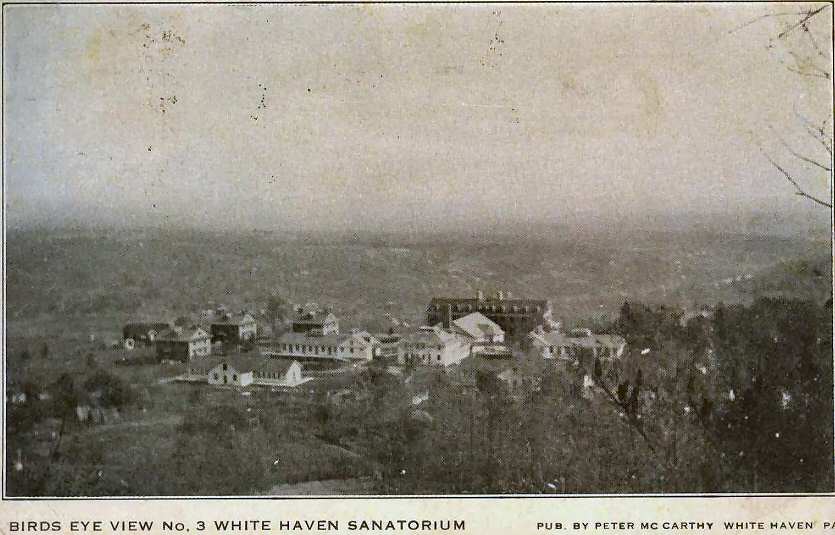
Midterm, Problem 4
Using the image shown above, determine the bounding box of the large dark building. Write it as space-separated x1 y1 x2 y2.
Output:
426 290 551 338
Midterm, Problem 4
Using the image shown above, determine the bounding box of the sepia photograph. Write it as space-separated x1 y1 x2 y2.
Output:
2 1 833 498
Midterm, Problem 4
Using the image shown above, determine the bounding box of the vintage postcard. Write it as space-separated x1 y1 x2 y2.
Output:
1 0 833 531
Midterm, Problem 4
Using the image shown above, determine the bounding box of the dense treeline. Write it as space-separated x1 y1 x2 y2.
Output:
355 297 832 493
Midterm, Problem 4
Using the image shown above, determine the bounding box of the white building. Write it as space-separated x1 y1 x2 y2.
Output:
183 357 305 388
398 327 470 367
528 328 626 363
268 330 374 362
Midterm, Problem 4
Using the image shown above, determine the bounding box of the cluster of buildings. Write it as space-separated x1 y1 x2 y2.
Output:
122 306 257 360
121 290 626 391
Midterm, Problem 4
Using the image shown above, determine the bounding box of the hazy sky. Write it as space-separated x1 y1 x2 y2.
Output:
3 3 832 232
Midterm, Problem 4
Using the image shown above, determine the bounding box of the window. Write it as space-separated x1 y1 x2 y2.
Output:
222 363 228 371
437 355 441 361
213 373 219 380
233 374 238 381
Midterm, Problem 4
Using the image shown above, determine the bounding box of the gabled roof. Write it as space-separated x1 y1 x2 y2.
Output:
211 312 256 326
529 331 570 346
292 310 337 324
275 332 346 346
452 312 504 339
191 356 298 375
350 330 380 345
593 334 627 349
531 330 626 350
158 326 209 342
401 328 464 347
124 321 171 330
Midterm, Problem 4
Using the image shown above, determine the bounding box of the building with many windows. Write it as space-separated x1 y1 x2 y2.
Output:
397 327 470 367
267 330 373 362
182 357 305 388
528 327 626 367
427 290 550 338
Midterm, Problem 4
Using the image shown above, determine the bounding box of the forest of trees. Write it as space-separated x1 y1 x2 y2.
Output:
338 297 833 494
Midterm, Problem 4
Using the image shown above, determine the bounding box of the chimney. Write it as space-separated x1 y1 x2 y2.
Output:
506 291 512 300
476 289 484 301
446 303 452 329
497 290 505 301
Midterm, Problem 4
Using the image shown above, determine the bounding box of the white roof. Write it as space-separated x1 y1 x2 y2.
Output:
452 312 504 339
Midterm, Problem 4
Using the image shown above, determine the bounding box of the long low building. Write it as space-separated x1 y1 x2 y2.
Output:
264 330 375 363
180 356 307 388
528 328 626 366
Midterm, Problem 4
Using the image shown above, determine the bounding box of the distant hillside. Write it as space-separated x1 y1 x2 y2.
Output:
5 226 830 342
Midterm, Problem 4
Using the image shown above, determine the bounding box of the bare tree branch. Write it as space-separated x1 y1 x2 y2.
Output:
776 5 829 40
737 6 832 81
764 152 833 208
784 49 832 79
785 65 831 79
804 125 835 157
801 20 828 59
785 144 832 172
771 128 833 171
794 108 833 156
727 11 811 35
